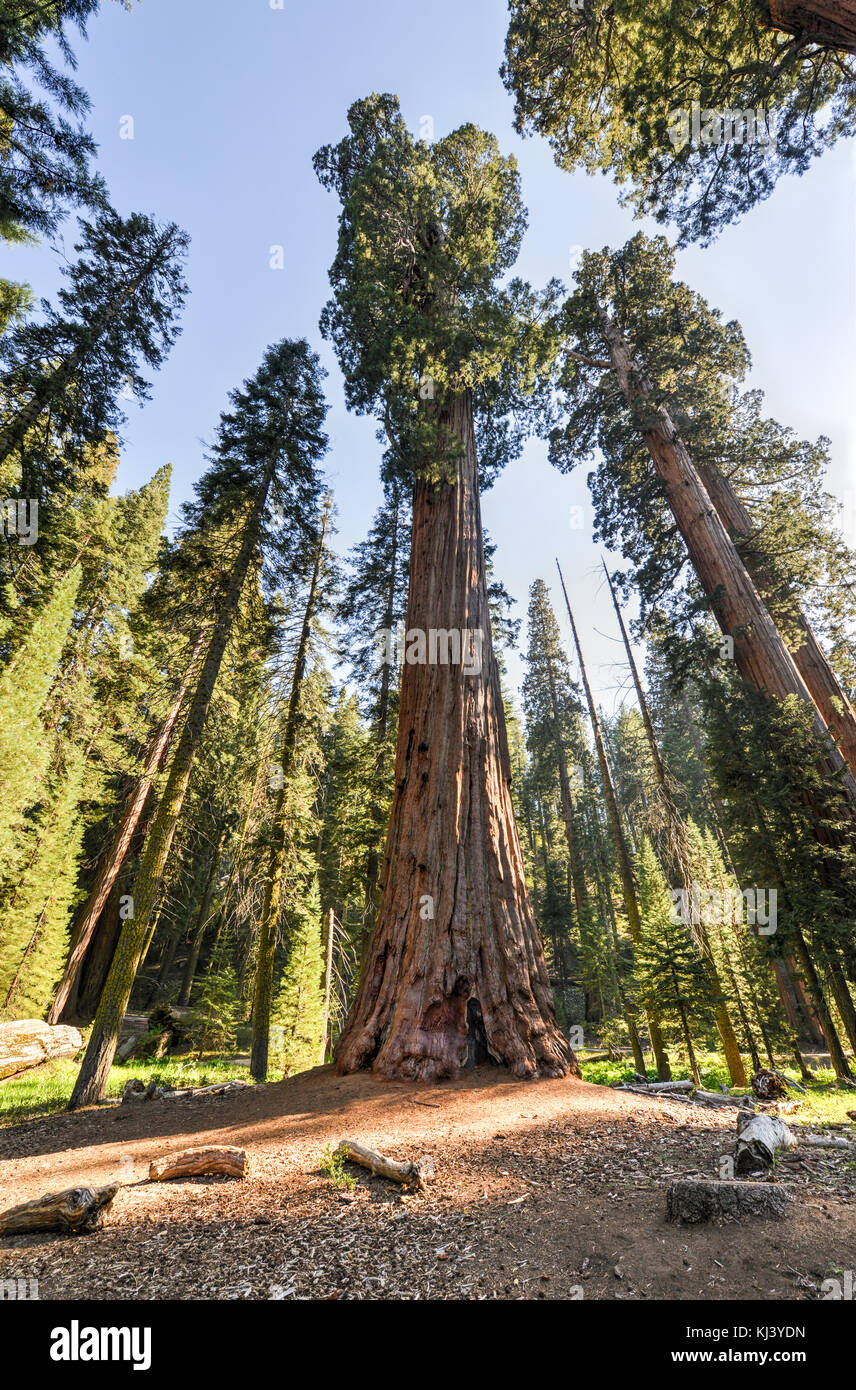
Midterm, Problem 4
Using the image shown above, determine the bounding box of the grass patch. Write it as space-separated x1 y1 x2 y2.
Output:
578 1050 856 1126
319 1143 358 1191
0 1055 254 1126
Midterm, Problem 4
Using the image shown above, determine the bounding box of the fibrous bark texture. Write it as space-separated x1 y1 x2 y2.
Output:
335 393 574 1082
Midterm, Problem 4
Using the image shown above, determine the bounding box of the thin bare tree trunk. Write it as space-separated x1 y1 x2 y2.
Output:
49 644 202 1024
250 501 330 1081
320 907 335 1064
597 561 746 1087
335 392 574 1081
554 563 671 1079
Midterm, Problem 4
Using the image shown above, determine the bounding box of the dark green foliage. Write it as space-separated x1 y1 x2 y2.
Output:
0 0 114 239
315 92 562 484
503 1 856 243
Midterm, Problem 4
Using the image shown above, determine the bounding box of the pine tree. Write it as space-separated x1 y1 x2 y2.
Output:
0 210 189 478
68 339 329 1107
0 0 112 240
552 234 856 809
272 876 326 1078
0 564 80 851
0 739 86 1017
634 839 714 1086
337 472 410 945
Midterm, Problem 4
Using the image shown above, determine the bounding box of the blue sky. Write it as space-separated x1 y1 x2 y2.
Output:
5 0 855 709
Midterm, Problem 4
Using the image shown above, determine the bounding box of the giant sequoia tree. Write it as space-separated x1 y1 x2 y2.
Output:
503 0 856 243
314 94 573 1081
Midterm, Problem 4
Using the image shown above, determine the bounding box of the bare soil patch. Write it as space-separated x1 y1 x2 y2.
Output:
0 1067 853 1300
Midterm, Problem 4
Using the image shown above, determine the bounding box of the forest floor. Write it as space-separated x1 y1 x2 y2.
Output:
0 1066 854 1301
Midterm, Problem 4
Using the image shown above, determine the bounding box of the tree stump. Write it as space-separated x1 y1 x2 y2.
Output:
0 1184 118 1236
666 1180 791 1224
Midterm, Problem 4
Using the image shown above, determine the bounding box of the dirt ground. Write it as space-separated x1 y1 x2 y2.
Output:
0 1067 853 1300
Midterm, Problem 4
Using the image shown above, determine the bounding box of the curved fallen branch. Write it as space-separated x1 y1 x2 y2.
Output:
334 1140 432 1189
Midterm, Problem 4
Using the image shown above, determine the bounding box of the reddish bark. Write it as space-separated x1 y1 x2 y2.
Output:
767 1 856 53
697 462 856 782
602 315 856 798
335 392 575 1082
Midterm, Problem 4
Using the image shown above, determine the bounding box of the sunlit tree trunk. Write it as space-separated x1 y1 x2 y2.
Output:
48 648 200 1024
336 392 575 1081
68 454 278 1109
697 461 856 782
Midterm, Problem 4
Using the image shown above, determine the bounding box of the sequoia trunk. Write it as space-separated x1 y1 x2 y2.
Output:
767 1 856 53
602 315 856 800
335 392 574 1081
697 462 856 781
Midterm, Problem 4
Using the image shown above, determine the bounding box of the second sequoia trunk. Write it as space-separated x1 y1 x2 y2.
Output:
335 393 574 1081
767 1 856 54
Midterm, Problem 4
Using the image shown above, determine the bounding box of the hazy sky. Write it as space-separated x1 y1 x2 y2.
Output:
7 0 855 710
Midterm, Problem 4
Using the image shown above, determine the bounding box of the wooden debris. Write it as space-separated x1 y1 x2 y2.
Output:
614 1080 752 1111
0 1184 118 1236
121 1077 249 1104
148 1146 248 1181
751 1069 800 1100
798 1134 855 1151
666 1179 791 1224
0 1020 82 1080
334 1140 433 1189
615 1079 694 1095
735 1113 797 1175
693 1089 754 1111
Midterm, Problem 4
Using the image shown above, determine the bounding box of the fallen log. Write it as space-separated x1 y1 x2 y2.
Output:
0 1020 82 1081
693 1089 754 1111
334 1140 433 1190
615 1079 694 1094
0 1184 118 1236
121 1077 250 1104
148 1146 248 1181
734 1113 797 1175
797 1134 856 1151
666 1179 791 1224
